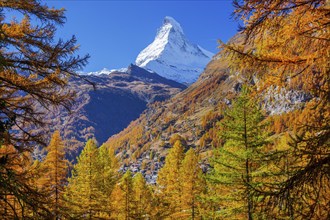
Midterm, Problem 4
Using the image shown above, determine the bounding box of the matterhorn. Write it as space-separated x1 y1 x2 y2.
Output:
135 16 213 84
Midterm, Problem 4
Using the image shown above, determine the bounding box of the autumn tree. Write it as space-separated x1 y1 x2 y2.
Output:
220 0 330 218
132 172 152 219
64 139 100 219
0 0 89 148
157 140 185 217
95 144 119 218
207 87 270 219
149 186 171 219
179 148 205 219
110 170 135 220
40 131 68 219
0 1 88 217
169 134 187 147
0 145 51 218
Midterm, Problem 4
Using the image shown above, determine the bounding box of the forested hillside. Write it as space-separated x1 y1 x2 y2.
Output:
104 46 307 180
0 0 329 219
34 64 185 159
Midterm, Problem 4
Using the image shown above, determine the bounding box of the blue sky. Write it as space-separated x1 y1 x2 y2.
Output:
44 1 238 72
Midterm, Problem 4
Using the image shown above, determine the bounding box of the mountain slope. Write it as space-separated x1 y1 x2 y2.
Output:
105 50 308 183
135 16 214 84
40 65 186 157
105 56 233 182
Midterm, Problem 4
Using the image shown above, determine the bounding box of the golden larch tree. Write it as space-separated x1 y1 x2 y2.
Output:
40 131 68 219
0 1 88 217
132 172 152 219
110 170 135 220
157 140 185 217
64 139 100 219
179 148 205 220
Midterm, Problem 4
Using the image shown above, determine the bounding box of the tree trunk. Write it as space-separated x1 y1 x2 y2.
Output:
244 108 253 220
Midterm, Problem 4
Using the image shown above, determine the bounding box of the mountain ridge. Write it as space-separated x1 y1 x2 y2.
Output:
38 65 186 159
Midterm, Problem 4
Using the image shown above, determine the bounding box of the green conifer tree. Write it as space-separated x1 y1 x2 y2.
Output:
208 86 270 219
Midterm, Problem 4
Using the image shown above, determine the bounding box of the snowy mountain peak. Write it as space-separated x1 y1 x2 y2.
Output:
163 16 184 34
135 16 214 84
